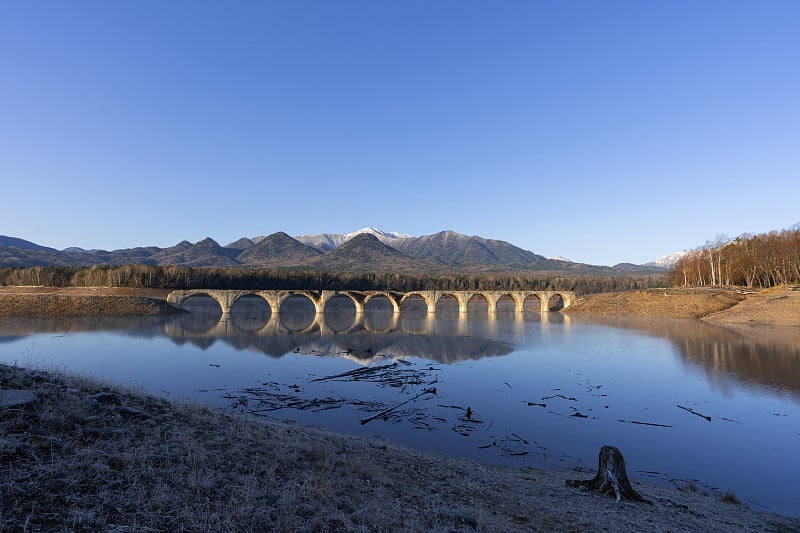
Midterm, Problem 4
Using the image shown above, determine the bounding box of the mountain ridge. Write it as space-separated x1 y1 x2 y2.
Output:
293 227 412 251
0 230 665 275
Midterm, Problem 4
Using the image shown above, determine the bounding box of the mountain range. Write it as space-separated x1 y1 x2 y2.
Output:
0 227 666 276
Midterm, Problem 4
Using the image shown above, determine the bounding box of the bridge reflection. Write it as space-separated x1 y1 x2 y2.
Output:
164 308 535 363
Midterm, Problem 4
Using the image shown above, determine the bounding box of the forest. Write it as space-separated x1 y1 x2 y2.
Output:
0 264 663 295
666 225 800 288
6 224 798 293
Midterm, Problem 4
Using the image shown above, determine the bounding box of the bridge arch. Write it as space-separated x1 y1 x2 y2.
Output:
435 292 466 314
523 293 544 312
466 292 492 314
320 294 361 333
228 294 272 332
494 293 525 313
399 292 435 314
547 292 566 311
324 291 364 315
169 290 227 316
362 292 401 314
275 294 317 331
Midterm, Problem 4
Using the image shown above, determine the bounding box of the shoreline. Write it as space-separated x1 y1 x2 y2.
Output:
2 286 800 529
564 285 800 328
3 284 799 328
2 363 798 531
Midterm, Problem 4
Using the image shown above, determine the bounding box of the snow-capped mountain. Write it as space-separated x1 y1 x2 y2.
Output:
646 251 688 268
550 256 573 262
292 227 413 251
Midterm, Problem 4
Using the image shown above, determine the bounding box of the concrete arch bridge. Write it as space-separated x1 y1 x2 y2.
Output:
166 289 575 317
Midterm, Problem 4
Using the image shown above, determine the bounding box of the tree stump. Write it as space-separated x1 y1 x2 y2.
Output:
566 445 651 504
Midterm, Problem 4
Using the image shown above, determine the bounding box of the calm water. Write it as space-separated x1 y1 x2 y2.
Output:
1 297 798 517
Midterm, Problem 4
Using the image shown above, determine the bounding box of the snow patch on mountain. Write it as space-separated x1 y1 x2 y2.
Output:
550 256 573 262
293 227 413 251
646 251 689 268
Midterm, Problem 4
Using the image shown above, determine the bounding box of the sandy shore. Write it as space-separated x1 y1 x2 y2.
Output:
1 363 798 532
566 286 800 328
701 286 800 327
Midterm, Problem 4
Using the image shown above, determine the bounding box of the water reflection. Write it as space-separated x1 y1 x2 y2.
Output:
572 316 800 401
2 311 799 399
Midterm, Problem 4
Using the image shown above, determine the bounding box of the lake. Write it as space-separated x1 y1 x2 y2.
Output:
1 296 798 518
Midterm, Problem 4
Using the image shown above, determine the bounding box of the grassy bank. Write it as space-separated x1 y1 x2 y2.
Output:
564 287 747 319
1 364 798 532
0 292 181 317
565 286 800 328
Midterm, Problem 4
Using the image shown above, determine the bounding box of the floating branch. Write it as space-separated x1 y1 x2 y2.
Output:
542 394 577 401
677 405 711 422
618 419 673 428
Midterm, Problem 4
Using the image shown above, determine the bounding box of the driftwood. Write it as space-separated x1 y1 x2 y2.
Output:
566 445 651 504
360 388 436 425
311 363 397 382
617 419 672 428
677 404 712 422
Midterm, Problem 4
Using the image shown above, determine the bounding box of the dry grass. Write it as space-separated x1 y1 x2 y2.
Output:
703 287 800 327
565 286 800 328
0 364 514 531
565 287 746 319
2 364 799 532
719 491 743 506
0 293 181 317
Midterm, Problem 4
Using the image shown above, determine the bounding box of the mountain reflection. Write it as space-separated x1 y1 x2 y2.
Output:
574 316 800 400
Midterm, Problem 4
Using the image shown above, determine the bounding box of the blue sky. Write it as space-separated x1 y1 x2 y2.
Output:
1 1 798 266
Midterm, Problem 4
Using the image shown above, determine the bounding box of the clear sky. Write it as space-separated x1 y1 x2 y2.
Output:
1 1 798 266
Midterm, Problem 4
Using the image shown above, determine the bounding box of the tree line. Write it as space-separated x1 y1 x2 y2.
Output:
667 224 800 288
0 264 664 295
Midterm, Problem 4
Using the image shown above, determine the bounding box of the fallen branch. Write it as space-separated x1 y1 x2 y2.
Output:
311 363 397 382
360 388 437 425
677 404 711 422
618 419 672 428
542 394 577 401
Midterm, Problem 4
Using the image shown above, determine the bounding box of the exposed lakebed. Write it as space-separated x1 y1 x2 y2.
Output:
1 295 798 517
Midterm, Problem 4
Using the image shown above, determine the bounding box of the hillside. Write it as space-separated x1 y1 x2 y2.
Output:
0 236 56 252
236 232 321 267
0 229 666 277
304 233 443 274
392 230 545 267
151 238 239 267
